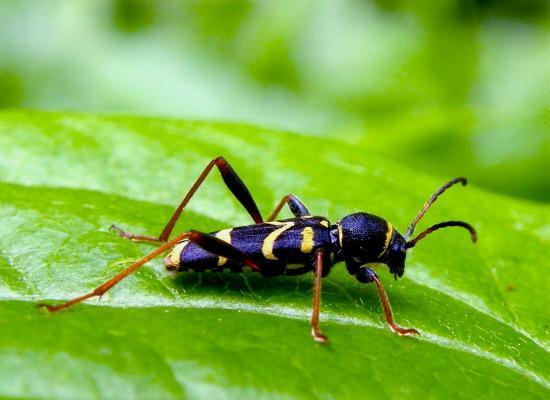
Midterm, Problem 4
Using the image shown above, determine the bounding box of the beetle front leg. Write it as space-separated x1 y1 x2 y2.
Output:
357 267 419 336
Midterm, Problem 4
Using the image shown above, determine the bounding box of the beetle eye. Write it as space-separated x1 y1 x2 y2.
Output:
387 245 406 278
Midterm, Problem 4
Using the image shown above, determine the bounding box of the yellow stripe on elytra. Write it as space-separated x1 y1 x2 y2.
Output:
215 228 233 266
262 221 294 260
378 222 394 258
337 223 344 247
168 240 190 266
300 227 315 254
320 220 329 227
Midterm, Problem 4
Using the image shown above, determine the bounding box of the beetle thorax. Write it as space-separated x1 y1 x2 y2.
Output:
336 212 393 264
334 212 407 278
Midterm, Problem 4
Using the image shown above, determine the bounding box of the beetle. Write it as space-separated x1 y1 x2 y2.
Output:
38 156 477 344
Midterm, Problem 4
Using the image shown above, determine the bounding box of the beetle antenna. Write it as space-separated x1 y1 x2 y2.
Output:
406 221 477 248
405 177 467 239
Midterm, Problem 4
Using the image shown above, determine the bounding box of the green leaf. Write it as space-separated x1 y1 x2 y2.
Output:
0 110 548 399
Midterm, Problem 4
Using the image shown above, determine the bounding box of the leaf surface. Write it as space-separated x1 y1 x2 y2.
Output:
0 110 548 399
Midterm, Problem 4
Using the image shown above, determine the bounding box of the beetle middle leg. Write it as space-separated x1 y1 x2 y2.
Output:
112 156 264 243
267 194 310 221
37 230 261 312
357 267 419 336
311 248 329 344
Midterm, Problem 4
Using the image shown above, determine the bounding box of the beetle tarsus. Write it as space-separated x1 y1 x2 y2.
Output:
35 291 96 313
36 303 57 312
389 323 420 336
312 328 329 344
110 224 161 243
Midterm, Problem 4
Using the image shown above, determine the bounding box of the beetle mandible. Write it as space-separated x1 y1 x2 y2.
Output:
38 157 477 344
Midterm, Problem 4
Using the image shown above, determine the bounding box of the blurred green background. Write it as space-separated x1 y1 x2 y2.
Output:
0 0 548 201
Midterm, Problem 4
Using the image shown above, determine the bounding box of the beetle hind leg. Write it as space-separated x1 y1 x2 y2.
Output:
37 230 262 313
110 224 161 243
111 157 265 244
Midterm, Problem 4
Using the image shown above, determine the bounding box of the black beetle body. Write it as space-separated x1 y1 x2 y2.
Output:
39 157 476 344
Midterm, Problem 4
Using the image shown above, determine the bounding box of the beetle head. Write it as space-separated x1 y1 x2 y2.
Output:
338 177 477 280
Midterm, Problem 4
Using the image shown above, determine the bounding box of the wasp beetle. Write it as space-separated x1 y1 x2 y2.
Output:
38 157 477 344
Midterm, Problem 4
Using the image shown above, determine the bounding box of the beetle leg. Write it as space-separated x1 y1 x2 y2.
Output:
311 248 328 344
363 268 419 336
110 224 160 243
184 231 261 273
267 194 310 221
112 156 264 243
37 230 261 313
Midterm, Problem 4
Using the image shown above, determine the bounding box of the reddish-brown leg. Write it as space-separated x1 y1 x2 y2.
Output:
110 225 161 243
371 274 419 336
267 194 310 221
311 249 328 344
37 230 261 312
113 156 264 243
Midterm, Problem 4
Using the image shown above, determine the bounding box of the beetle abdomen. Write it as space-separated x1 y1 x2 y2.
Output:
164 217 331 275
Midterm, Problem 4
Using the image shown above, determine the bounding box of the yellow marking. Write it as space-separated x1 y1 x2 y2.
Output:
378 222 394 258
300 227 315 254
262 221 294 260
167 240 190 267
267 221 287 226
337 223 344 247
320 220 329 228
215 228 233 266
